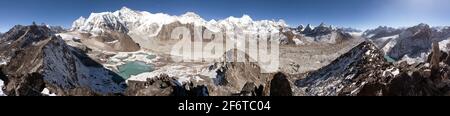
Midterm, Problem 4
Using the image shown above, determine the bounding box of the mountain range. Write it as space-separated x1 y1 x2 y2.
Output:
1 7 450 96
363 23 450 63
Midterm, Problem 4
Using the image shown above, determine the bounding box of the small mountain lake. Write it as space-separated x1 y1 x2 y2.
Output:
117 61 154 79
384 55 396 63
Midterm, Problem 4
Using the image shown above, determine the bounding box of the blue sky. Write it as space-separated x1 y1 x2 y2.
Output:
1 0 450 32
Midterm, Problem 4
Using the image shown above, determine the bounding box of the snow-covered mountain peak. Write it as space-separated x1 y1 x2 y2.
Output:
177 12 207 25
114 6 142 18
71 7 288 40
416 23 429 28
118 6 134 13
80 11 128 33
241 14 253 22
223 15 254 25
71 16 86 31
181 12 202 19
208 19 218 24
75 16 86 22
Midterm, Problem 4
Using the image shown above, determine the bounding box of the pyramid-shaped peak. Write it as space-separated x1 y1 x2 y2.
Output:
415 23 429 28
116 6 140 14
120 6 133 11
77 16 85 20
241 14 253 21
182 12 201 18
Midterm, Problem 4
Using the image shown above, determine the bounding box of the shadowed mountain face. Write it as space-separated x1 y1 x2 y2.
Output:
364 24 450 61
0 25 125 96
388 24 434 60
294 40 450 96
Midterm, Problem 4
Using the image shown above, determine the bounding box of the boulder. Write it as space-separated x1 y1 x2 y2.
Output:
270 72 292 96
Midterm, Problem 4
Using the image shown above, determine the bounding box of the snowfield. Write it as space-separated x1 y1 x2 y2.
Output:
41 88 57 96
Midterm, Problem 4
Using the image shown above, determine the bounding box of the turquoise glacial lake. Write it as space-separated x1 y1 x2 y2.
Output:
118 61 154 79
384 55 396 63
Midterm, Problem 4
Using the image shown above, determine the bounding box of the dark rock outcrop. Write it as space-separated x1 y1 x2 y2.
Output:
233 82 264 96
302 24 313 35
2 73 45 96
125 74 209 96
190 48 281 96
430 41 441 78
270 72 292 96
445 53 450 66
427 50 448 64
211 49 267 95
296 25 304 32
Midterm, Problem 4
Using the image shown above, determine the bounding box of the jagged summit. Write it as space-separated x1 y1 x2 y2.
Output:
226 14 254 22
118 6 134 12
297 23 336 36
303 24 313 33
0 25 53 46
181 12 202 19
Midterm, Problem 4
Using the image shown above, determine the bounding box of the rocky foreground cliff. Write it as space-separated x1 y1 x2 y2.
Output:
0 25 125 96
293 40 450 96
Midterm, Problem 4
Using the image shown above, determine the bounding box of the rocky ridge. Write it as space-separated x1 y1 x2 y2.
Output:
0 24 125 96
